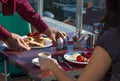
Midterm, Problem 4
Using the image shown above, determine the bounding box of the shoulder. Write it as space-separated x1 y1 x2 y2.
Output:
96 28 120 62
98 28 120 48
100 28 119 43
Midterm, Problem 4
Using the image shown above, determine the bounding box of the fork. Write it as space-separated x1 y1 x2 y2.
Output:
57 56 74 70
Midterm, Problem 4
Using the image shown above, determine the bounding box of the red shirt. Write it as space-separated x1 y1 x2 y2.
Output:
0 0 48 41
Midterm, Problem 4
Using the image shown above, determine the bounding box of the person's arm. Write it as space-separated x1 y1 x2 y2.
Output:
1 0 16 15
76 46 112 81
16 0 48 33
40 45 112 81
0 24 11 41
51 67 75 81
15 0 67 43
53 46 112 81
0 0 7 3
0 24 30 51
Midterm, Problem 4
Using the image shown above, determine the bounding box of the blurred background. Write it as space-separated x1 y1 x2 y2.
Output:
28 0 105 33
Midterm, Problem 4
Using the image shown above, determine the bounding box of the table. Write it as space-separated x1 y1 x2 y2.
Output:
0 41 88 81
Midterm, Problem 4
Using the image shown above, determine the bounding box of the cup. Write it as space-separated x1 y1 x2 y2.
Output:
38 52 51 61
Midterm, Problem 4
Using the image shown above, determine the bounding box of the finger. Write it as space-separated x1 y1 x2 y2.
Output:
39 59 49 71
20 38 29 47
57 31 65 39
49 29 57 43
62 32 67 37
50 34 56 43
18 39 31 51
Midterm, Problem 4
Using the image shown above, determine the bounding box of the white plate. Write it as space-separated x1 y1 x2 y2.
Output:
22 36 53 48
29 41 52 48
64 51 88 64
2 36 53 49
32 58 40 67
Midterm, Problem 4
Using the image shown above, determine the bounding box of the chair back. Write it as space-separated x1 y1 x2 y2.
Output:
0 13 31 36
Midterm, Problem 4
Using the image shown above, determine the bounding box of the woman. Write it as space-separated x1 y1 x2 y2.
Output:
0 0 66 51
39 0 120 81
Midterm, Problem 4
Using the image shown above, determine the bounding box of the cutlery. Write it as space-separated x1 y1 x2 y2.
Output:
79 34 89 43
57 56 74 70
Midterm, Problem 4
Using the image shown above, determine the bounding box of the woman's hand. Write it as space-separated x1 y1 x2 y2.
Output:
43 27 67 43
4 33 31 51
39 58 75 81
39 58 61 71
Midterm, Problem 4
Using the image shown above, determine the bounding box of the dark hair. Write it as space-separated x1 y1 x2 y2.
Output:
101 0 120 34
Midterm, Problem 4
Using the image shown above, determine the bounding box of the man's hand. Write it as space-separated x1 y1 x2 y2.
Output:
43 27 67 43
4 33 31 51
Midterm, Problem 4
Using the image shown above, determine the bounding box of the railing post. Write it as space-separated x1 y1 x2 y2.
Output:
76 0 84 33
37 0 43 16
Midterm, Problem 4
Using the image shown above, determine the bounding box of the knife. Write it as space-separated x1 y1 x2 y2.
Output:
57 56 74 70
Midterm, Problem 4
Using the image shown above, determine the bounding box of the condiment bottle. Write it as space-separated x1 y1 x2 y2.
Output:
57 37 64 49
64 36 68 48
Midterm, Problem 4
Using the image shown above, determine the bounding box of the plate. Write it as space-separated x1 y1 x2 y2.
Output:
23 36 52 48
29 41 52 48
2 36 53 49
32 58 40 67
64 51 88 64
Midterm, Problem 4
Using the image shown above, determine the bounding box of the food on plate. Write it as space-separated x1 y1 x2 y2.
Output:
24 32 52 47
77 55 89 62
32 32 41 36
27 32 41 37
85 52 92 59
28 41 44 47
77 55 84 62
69 52 81 61
27 33 33 37
68 52 91 62
76 52 91 62
23 36 34 44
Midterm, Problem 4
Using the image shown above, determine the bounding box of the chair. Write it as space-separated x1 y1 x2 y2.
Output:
0 13 31 36
0 13 31 78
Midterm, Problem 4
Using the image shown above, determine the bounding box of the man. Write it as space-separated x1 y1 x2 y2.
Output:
0 0 66 51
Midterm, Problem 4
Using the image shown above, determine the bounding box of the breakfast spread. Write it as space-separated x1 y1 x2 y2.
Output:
64 51 92 64
23 32 52 47
69 52 80 61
